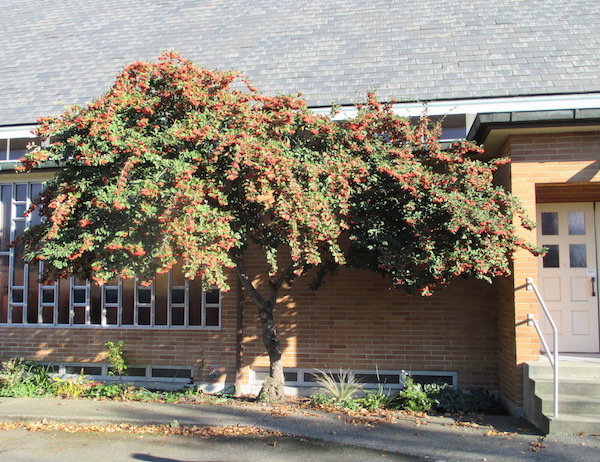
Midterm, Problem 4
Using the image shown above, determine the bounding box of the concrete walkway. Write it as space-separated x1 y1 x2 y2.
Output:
0 397 598 461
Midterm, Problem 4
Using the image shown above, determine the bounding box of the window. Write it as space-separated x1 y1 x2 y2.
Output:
251 368 458 389
43 363 194 385
0 128 40 162
0 181 221 328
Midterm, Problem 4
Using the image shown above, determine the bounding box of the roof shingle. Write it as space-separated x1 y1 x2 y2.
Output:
1 0 600 125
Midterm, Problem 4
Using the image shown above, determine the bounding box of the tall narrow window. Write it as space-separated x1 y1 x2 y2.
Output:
102 278 122 325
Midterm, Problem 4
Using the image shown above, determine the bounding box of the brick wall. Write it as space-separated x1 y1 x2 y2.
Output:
0 280 240 386
240 251 501 391
498 130 600 406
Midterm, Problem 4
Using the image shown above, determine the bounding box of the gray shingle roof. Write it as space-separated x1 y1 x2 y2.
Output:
1 0 600 125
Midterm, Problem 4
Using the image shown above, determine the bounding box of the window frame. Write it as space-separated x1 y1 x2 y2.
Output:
0 180 222 330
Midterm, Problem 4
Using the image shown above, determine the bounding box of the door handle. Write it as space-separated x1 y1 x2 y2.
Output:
593 277 596 297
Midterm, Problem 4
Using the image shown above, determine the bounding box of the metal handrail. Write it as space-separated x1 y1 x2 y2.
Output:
526 277 559 417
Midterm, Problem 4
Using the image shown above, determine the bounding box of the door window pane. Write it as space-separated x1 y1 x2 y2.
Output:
569 244 587 268
542 245 560 268
541 212 559 235
568 212 585 235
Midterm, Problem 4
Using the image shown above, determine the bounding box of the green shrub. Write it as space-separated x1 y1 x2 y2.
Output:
358 386 391 410
309 392 334 406
54 374 92 399
392 376 436 413
432 387 503 414
83 382 124 399
105 341 128 378
0 358 57 397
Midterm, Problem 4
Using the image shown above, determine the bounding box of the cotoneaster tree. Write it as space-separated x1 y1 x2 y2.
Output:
18 53 540 402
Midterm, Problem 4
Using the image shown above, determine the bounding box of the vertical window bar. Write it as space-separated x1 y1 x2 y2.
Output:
86 280 91 324
69 277 75 325
118 277 123 325
100 283 106 326
134 275 140 326
151 280 156 327
185 279 190 328
167 271 172 326
201 289 206 327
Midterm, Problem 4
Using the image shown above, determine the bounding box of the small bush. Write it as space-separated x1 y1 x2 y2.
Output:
0 358 57 397
105 341 128 378
83 382 124 399
54 374 92 399
435 388 503 414
392 376 436 413
358 386 391 410
309 392 334 406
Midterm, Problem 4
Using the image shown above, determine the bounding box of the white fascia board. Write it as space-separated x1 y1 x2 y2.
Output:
0 125 37 138
313 93 600 119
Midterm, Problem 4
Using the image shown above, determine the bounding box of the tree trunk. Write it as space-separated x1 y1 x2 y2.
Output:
255 302 285 403
235 258 292 403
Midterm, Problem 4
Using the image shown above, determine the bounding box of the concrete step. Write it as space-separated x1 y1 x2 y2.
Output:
527 361 600 380
539 394 600 416
531 378 600 396
524 359 600 434
545 413 600 435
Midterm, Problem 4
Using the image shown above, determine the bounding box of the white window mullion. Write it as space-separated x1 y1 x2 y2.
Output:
118 277 123 325
184 279 190 327
167 271 172 326
201 289 206 327
69 277 74 325
85 280 91 325
133 275 140 326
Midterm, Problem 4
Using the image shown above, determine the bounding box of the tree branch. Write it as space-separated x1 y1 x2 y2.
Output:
269 261 297 307
233 255 268 311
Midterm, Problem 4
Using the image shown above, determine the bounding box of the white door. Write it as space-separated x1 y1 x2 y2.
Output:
536 203 599 353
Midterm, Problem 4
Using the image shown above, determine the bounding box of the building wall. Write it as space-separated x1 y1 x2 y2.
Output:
499 130 600 407
240 252 501 391
0 279 240 387
0 258 502 393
